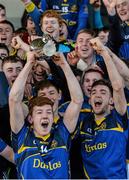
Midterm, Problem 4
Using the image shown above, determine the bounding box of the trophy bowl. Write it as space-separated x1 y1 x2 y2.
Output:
30 34 56 58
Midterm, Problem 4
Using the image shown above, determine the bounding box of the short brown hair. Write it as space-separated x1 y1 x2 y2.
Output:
2 56 24 68
81 65 104 85
91 79 113 97
35 79 60 95
40 10 63 26
77 29 96 40
0 20 15 32
29 96 54 115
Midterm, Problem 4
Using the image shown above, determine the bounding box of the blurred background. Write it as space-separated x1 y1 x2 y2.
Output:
0 0 24 29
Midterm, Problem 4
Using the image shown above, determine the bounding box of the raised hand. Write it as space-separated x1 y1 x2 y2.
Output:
90 37 107 55
26 50 39 65
11 36 30 52
102 0 117 15
67 47 80 66
52 53 66 67
11 36 23 49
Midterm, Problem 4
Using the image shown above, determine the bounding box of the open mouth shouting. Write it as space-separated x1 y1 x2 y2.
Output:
0 37 7 43
94 99 103 110
41 121 49 129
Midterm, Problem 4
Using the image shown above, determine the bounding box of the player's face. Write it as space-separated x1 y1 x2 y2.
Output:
3 62 23 85
41 17 60 41
0 48 8 60
90 85 112 115
76 33 94 60
98 30 109 45
0 8 6 22
82 72 103 97
0 23 13 46
38 86 61 112
60 22 68 40
116 0 129 22
26 17 36 35
31 105 54 137
33 64 46 82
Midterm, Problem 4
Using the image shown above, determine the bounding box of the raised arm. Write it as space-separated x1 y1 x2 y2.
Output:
52 53 84 133
11 36 30 52
90 37 127 115
74 0 89 40
106 47 129 88
9 51 36 133
20 0 43 35
103 0 123 55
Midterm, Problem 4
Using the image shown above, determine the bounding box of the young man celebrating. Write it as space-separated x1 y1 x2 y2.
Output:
78 37 129 179
9 52 83 179
103 0 129 60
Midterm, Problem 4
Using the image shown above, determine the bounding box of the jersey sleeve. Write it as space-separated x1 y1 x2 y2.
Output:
56 120 71 150
25 1 43 35
74 0 89 40
40 0 48 11
112 105 129 131
11 123 28 153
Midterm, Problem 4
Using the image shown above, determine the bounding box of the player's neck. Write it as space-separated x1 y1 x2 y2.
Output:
95 111 110 121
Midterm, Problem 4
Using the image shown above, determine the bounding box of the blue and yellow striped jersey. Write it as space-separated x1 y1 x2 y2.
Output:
12 120 71 179
79 108 129 179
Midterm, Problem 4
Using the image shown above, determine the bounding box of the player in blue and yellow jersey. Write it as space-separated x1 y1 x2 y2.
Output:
9 51 83 179
76 37 129 179
58 65 105 179
103 0 129 60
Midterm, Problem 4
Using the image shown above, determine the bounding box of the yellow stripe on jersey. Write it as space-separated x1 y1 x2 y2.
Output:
126 159 129 164
18 144 37 154
54 116 60 124
80 109 91 113
83 165 90 179
36 133 50 141
95 117 105 126
95 122 123 132
109 123 123 132
80 131 92 136
26 2 35 13
49 146 67 151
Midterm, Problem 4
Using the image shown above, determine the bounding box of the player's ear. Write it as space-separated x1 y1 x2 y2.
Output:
27 115 33 124
109 97 114 106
